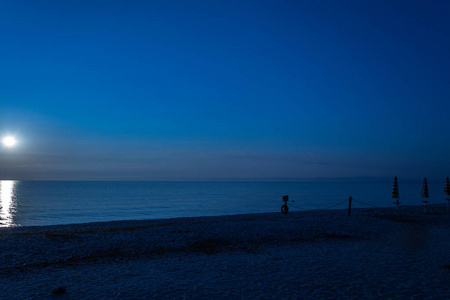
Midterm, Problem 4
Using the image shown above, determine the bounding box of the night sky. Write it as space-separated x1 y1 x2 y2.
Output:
1 0 449 181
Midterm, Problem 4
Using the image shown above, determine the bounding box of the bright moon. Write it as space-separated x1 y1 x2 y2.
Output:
2 136 17 147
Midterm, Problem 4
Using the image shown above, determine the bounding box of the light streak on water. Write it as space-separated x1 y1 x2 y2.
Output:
0 180 17 226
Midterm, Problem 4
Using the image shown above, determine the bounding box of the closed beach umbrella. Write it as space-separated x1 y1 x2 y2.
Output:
421 177 429 213
445 177 450 197
392 176 400 210
421 177 429 199
445 177 450 210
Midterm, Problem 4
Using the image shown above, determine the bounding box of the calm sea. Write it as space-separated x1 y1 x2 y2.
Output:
0 180 447 227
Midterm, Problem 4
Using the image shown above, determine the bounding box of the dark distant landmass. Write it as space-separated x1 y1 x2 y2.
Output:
193 176 432 184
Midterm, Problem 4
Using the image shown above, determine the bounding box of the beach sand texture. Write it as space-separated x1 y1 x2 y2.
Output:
0 206 449 299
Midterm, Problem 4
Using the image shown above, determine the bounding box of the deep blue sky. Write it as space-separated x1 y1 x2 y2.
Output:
1 0 449 180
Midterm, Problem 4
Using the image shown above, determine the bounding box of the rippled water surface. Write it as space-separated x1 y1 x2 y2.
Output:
0 180 447 226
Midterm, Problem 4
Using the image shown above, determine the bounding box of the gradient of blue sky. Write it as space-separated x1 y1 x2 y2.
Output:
1 0 449 180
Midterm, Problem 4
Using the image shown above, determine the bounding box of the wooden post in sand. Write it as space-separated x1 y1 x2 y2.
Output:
348 196 352 216
421 177 429 214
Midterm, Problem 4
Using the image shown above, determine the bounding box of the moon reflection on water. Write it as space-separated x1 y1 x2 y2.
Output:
0 180 17 226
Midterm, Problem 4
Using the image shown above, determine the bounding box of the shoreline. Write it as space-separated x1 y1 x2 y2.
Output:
2 203 447 232
1 205 449 298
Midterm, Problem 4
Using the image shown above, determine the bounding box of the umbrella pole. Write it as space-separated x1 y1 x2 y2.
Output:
394 199 400 212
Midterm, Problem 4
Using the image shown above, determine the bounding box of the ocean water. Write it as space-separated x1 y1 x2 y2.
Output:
0 180 448 227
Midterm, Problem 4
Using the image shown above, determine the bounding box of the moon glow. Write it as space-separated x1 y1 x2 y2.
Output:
2 136 17 148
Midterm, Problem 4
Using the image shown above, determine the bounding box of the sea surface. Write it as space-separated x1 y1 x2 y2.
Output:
0 180 448 227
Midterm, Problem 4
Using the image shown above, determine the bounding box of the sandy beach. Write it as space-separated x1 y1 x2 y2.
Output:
0 205 449 299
